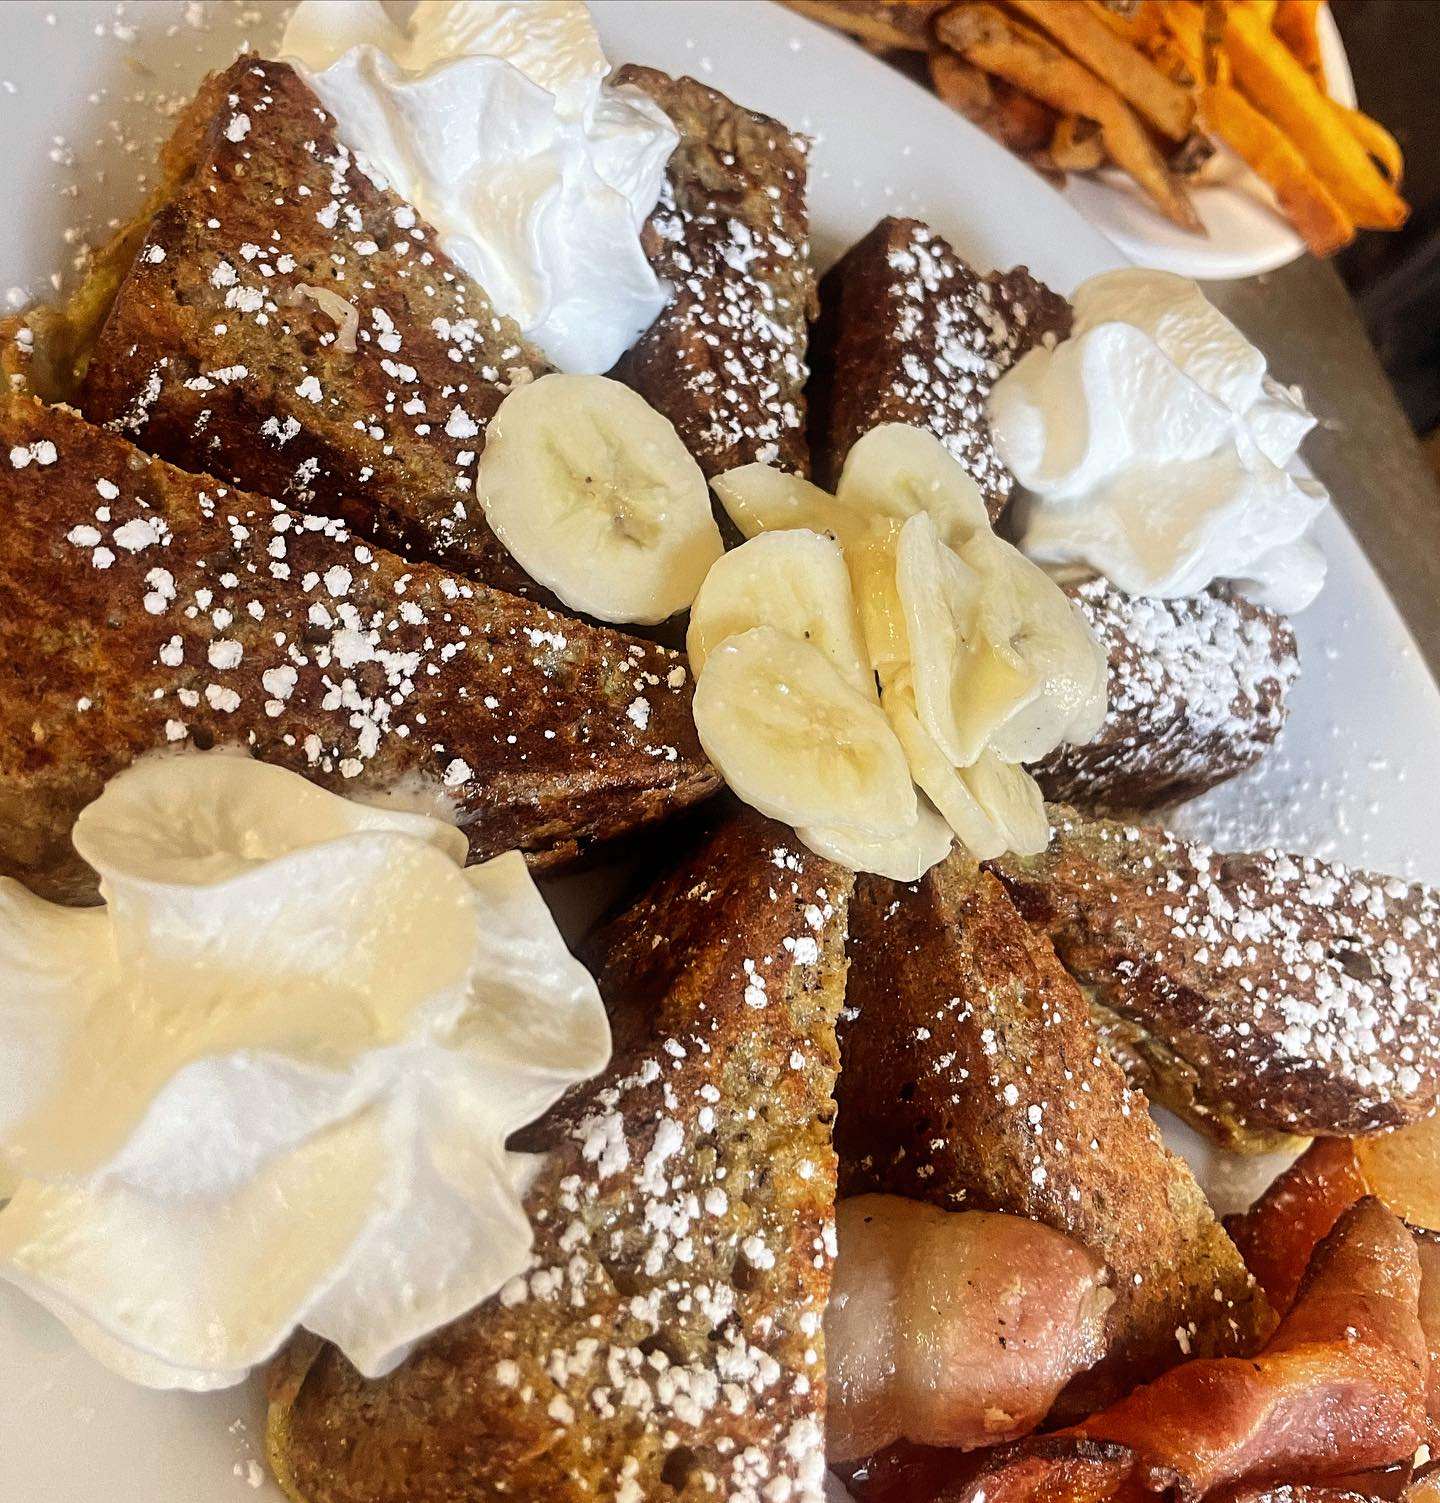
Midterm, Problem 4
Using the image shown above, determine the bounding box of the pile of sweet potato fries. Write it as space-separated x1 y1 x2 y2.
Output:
787 0 1407 255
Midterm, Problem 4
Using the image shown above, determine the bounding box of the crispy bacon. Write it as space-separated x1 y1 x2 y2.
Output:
1071 1197 1427 1497
825 1196 1113 1462
1414 1228 1440 1425
1225 1139 1368 1312
859 1199 1426 1503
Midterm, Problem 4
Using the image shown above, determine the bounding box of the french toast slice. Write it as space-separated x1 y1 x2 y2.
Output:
266 811 853 1503
608 66 817 479
990 809 1440 1150
1032 579 1301 814
808 214 1300 812
52 56 545 588
836 855 1272 1416
0 397 717 902
808 215 1070 513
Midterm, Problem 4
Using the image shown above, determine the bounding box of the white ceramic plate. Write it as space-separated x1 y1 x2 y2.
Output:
1063 2 1356 280
0 3 1436 1498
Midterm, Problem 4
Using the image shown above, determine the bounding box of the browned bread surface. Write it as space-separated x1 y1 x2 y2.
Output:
990 809 1440 1149
74 56 544 588
1034 579 1301 814
0 397 716 901
267 812 853 1503
808 215 1070 512
836 856 1271 1414
609 66 817 479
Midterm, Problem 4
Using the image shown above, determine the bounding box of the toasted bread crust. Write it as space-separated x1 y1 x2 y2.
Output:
76 57 544 588
267 813 852 1503
836 857 1271 1413
1035 580 1300 815
0 398 716 901
991 809 1440 1148
809 216 1070 512
609 67 817 480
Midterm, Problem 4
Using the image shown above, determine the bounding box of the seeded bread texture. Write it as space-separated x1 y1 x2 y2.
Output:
0 397 717 902
836 855 1272 1416
72 56 545 589
1036 579 1300 815
991 809 1440 1149
267 812 852 1503
808 215 1070 514
609 66 817 480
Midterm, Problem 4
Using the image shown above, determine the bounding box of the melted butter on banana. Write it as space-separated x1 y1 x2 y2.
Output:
696 425 1108 878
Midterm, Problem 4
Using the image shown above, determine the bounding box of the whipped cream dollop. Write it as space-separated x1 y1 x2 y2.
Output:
0 755 610 1390
988 269 1329 614
281 0 677 373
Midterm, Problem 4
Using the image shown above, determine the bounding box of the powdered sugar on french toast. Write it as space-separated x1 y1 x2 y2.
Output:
1036 579 1300 813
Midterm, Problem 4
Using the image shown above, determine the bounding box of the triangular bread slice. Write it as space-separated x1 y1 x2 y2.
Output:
836 855 1272 1417
0 397 716 902
990 808 1440 1150
37 56 545 587
608 66 817 480
267 811 853 1503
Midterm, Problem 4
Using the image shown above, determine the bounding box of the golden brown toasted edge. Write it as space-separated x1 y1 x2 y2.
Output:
25 55 547 588
836 854 1272 1417
1033 580 1301 816
266 811 853 1503
807 214 1070 512
609 65 816 481
989 807 1440 1149
0 395 717 901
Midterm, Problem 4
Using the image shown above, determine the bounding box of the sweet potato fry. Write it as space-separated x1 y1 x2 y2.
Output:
937 3 1202 231
1274 0 1325 87
1224 2 1408 229
1050 113 1107 172
1161 0 1228 87
784 0 942 53
1329 97 1405 186
1201 80 1355 254
929 48 1058 156
1006 0 1195 139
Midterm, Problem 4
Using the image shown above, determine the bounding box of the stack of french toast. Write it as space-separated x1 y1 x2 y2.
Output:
4 43 1439 1503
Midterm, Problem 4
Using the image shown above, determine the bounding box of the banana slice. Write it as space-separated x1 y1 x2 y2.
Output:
798 799 954 882
884 682 1008 862
957 533 1110 764
896 515 1106 768
687 530 874 694
838 424 990 548
692 626 916 838
959 752 1051 856
846 524 909 689
710 464 850 542
894 512 1005 768
476 374 723 624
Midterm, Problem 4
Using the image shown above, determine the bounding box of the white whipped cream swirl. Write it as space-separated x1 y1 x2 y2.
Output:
287 0 682 374
0 754 610 1390
988 269 1328 614
281 0 678 374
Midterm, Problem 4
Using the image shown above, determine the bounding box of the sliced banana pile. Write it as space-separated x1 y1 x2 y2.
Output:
477 374 724 624
694 425 1109 878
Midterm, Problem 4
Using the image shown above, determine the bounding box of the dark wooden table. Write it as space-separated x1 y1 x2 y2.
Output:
1205 258 1440 686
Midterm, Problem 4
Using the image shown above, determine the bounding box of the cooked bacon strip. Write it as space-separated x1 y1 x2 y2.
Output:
825 1196 1112 1462
1071 1198 1427 1498
878 1200 1426 1503
1414 1227 1440 1423
1225 1139 1368 1312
